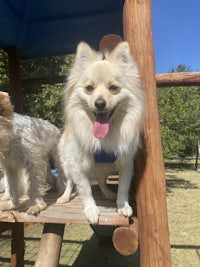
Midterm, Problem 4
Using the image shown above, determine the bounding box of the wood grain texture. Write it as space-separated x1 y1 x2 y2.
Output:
123 0 172 266
0 186 129 226
113 217 138 256
156 72 200 87
11 223 24 267
34 223 65 267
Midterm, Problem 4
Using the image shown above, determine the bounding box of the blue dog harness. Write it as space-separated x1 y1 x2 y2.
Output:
94 150 117 163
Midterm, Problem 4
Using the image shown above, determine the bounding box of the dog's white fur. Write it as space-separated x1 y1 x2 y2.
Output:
58 42 145 223
0 91 66 214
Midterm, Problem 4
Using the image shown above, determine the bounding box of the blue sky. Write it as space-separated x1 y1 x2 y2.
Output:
152 0 200 73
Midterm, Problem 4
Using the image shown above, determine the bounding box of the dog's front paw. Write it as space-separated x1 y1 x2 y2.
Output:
84 203 100 224
56 195 70 204
26 200 47 215
117 202 133 217
0 200 15 211
1 194 11 201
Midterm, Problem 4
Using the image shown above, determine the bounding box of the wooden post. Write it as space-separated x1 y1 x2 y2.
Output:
11 223 25 267
34 223 65 267
7 46 23 114
99 34 123 52
0 222 11 233
123 1 172 266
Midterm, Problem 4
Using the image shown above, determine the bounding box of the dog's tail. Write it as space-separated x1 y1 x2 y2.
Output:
0 91 14 120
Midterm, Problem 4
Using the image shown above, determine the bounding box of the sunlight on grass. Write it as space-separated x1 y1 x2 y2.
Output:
166 164 200 267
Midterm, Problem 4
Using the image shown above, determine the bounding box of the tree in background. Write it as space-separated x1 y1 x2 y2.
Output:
0 49 9 91
23 85 64 128
0 49 73 128
22 54 74 128
158 64 200 165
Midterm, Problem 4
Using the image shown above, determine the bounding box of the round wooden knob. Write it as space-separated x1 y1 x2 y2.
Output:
112 218 138 256
99 34 123 52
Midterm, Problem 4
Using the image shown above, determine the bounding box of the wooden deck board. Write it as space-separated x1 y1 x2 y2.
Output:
0 185 129 226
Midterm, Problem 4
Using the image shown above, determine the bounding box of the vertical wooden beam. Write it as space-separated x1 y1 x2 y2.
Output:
34 223 65 267
0 222 11 233
11 223 25 267
123 1 172 266
7 46 23 114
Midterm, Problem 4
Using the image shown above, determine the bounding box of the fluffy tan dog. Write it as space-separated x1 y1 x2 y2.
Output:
58 42 145 223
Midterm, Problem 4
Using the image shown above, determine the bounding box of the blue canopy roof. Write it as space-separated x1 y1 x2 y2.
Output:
0 0 124 58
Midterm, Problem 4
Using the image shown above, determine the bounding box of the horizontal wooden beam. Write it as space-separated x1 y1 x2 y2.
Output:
156 72 200 87
21 72 200 89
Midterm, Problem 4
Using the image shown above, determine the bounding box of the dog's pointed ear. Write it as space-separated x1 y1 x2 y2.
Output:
75 42 94 67
112 42 132 64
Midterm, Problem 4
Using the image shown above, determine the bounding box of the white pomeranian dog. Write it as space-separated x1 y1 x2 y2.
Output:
58 41 145 223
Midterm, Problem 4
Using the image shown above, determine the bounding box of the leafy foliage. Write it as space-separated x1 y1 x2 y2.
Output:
23 85 64 128
0 49 9 91
158 65 200 159
0 49 74 128
21 55 73 79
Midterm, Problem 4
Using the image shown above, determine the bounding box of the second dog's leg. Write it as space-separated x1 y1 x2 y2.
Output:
26 162 47 215
0 168 20 211
1 174 11 200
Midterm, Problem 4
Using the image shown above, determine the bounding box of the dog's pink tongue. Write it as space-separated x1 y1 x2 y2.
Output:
93 113 110 139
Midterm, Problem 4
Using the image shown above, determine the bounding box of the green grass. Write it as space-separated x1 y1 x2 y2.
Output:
166 163 200 266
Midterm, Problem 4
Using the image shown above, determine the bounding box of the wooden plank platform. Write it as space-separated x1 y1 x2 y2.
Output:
0 185 129 226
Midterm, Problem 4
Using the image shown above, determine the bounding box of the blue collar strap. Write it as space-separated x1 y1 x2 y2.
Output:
94 151 117 163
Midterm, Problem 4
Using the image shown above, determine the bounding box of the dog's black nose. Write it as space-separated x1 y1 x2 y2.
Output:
95 98 106 111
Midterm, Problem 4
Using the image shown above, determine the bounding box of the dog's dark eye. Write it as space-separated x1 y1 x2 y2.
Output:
109 85 118 91
85 85 94 92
